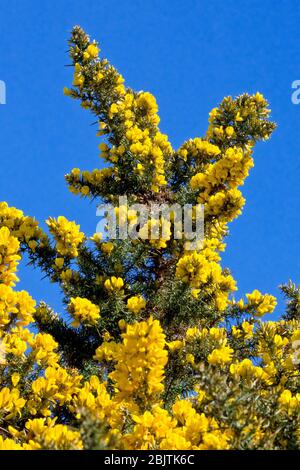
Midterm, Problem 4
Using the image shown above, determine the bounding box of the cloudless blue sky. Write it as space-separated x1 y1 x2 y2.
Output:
1 0 300 316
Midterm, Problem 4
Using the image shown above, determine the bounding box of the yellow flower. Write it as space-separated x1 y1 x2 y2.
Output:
101 241 114 254
54 257 64 269
118 319 126 330
191 288 200 299
68 297 100 327
225 126 234 137
230 359 270 383
109 103 119 116
186 353 195 365
11 373 20 387
104 276 124 292
278 390 300 413
246 290 277 316
0 387 26 418
0 436 24 450
46 216 84 258
94 316 167 401
167 340 183 351
176 252 210 288
127 295 146 314
83 43 99 60
235 111 243 122
186 327 200 340
208 346 233 366
98 142 109 152
63 87 72 96
0 226 21 286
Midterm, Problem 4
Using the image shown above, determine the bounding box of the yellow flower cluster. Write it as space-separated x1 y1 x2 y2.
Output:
123 400 231 450
2 418 83 450
0 226 20 286
208 346 234 366
189 146 252 223
30 333 59 366
25 367 81 420
231 321 254 340
72 62 85 87
127 295 146 314
0 228 36 330
68 297 100 327
0 386 26 419
104 276 124 292
111 97 171 191
83 43 99 61
65 31 173 197
0 436 24 450
0 284 35 328
0 228 94 449
191 147 253 197
245 289 277 316
205 188 245 222
0 201 47 252
175 248 236 310
94 317 168 403
46 216 84 258
68 167 112 197
26 418 83 450
278 390 300 413
167 319 300 402
101 241 114 255
206 93 273 145
138 215 172 249
70 374 125 429
178 138 221 162
230 359 270 384
175 251 210 287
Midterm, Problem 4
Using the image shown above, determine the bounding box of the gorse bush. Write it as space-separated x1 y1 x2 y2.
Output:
0 26 300 450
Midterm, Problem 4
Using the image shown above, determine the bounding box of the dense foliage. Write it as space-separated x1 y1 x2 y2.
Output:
0 26 299 450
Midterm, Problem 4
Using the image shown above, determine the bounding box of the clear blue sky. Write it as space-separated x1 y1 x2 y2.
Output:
1 0 300 316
